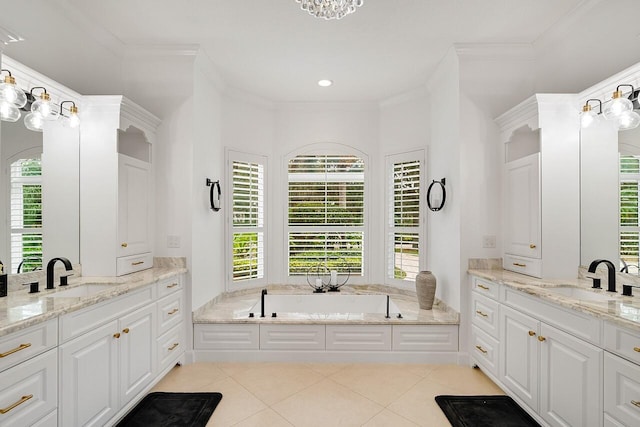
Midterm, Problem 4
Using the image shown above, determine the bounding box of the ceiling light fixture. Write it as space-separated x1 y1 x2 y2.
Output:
318 79 333 87
295 0 364 20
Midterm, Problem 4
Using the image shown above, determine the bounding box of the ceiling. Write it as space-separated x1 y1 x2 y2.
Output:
1 0 640 111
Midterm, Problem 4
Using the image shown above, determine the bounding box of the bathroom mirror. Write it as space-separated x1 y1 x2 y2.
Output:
580 113 640 273
0 57 80 276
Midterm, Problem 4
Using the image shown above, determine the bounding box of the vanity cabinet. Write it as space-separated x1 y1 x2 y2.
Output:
496 94 580 279
80 96 160 277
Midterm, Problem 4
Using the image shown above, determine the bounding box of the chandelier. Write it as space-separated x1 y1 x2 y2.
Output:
295 0 364 20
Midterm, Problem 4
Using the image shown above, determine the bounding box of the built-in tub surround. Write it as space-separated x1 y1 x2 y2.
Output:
469 268 640 331
193 284 459 325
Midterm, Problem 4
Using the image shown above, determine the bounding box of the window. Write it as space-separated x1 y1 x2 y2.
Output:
10 157 43 273
229 151 266 284
620 155 640 273
386 151 425 284
287 153 365 276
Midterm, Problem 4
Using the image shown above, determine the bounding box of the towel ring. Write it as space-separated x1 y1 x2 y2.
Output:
206 178 221 211
427 178 446 212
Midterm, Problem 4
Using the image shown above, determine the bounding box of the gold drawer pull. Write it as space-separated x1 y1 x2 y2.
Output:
122 328 130 334
167 283 178 289
0 394 33 414
0 343 31 358
475 345 488 354
477 284 490 290
113 333 121 339
528 330 536 337
131 261 144 266
632 400 640 408
168 343 179 351
538 336 546 342
513 262 527 267
634 347 640 353
168 308 179 315
121 243 128 248
530 244 537 249
475 310 488 317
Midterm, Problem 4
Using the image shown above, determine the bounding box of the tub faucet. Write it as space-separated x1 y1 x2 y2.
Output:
46 257 73 290
587 259 617 293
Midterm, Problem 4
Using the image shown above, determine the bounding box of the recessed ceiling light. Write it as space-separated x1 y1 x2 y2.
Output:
318 79 333 87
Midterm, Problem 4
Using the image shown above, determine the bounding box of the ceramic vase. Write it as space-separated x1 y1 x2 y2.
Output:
416 270 436 310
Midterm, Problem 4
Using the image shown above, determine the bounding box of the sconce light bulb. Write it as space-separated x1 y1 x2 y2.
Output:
24 112 44 132
31 92 58 120
581 104 598 128
0 101 20 122
617 110 640 131
603 90 633 120
68 112 80 128
0 76 27 108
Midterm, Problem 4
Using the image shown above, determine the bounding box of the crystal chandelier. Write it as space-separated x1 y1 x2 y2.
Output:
295 0 364 20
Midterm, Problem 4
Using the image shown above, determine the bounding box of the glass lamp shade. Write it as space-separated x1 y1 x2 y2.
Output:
0 101 21 122
0 76 27 108
603 91 633 119
581 106 598 128
24 112 44 132
617 110 640 131
31 93 59 120
68 111 80 128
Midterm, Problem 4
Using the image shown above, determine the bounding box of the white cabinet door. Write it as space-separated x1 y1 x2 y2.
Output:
539 323 603 427
117 154 151 257
119 304 156 407
504 153 541 258
500 305 539 411
59 320 119 427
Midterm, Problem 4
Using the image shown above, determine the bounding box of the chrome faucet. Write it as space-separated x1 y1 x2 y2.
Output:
46 257 73 290
587 259 617 293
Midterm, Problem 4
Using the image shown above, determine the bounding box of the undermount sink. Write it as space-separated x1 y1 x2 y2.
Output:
544 286 616 302
48 283 114 298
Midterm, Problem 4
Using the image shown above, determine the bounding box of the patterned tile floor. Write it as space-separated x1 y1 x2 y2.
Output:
152 362 504 426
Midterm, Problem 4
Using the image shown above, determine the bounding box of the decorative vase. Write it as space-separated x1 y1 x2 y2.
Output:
416 270 436 310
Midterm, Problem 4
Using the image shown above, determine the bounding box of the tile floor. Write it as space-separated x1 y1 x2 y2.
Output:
152 362 504 426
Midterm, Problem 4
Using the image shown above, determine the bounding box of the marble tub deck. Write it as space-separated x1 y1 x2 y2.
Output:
193 285 459 325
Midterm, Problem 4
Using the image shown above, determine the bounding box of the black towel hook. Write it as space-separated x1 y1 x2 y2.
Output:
206 178 221 211
427 178 446 212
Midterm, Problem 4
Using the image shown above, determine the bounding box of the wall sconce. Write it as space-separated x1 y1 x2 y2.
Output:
206 178 221 211
580 99 602 128
24 87 59 132
0 69 27 122
427 178 446 212
59 100 80 128
603 85 634 120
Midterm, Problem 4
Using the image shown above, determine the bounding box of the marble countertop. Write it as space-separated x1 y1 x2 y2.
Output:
193 284 460 325
468 268 640 332
0 266 187 338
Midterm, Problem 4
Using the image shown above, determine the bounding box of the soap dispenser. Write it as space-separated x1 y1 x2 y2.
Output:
0 261 7 297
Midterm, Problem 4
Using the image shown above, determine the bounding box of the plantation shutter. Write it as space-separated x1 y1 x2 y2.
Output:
231 158 265 282
287 154 365 275
620 155 640 271
10 158 43 273
387 155 423 283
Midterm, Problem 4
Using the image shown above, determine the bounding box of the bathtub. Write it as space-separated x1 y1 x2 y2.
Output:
249 292 401 320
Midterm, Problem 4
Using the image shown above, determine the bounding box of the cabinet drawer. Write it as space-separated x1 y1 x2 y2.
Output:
471 292 500 339
157 276 182 299
472 277 500 300
604 352 640 427
60 285 155 342
392 325 459 351
157 323 184 372
326 325 391 351
116 252 153 276
31 410 57 427
194 324 259 350
0 349 57 427
0 319 57 373
604 322 640 365
157 292 183 336
503 254 542 278
260 324 325 350
471 325 499 377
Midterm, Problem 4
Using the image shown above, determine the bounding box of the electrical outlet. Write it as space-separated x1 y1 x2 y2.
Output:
482 235 496 248
167 235 181 248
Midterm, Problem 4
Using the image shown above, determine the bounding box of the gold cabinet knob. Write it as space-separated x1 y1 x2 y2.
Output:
167 283 178 289
475 345 488 354
113 333 121 339
530 244 537 249
168 308 179 315
0 394 33 414
538 336 546 342
0 343 31 358
513 262 527 267
122 328 130 334
632 400 640 408
528 330 536 337
475 310 488 317
477 284 490 290
634 347 640 353
168 343 179 351
121 243 128 248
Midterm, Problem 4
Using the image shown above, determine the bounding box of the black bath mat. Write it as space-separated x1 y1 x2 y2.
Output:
116 392 222 427
435 395 540 427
